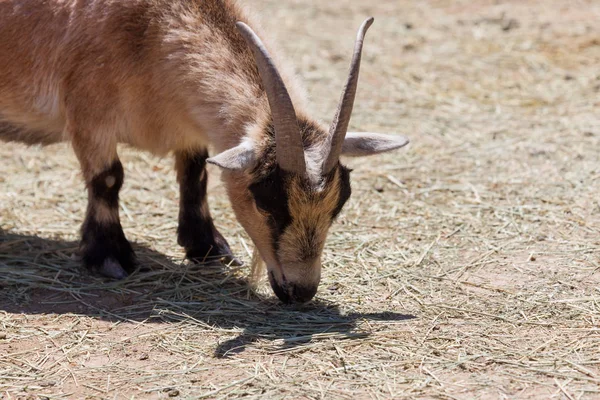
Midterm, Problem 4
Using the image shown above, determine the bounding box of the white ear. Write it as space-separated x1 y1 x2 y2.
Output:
207 141 256 170
341 132 409 157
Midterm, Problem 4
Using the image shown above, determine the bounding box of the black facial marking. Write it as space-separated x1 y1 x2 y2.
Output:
89 160 124 209
177 150 233 260
331 165 352 220
248 166 293 251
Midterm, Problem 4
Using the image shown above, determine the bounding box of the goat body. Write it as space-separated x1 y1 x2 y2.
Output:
0 0 408 303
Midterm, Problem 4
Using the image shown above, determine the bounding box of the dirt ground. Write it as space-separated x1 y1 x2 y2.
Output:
1 0 600 398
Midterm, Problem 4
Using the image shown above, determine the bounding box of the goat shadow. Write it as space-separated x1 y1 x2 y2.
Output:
0 227 415 357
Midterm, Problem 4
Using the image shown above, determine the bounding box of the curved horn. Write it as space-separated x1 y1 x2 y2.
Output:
323 17 374 174
236 22 306 175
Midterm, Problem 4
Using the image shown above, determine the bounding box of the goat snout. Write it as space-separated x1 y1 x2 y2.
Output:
268 271 318 304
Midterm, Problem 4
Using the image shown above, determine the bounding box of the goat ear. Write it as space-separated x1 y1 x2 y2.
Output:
341 132 409 157
207 142 256 171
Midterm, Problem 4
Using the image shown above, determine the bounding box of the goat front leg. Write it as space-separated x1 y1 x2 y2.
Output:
175 149 239 265
71 128 135 279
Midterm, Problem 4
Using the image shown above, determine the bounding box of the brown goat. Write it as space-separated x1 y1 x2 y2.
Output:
0 0 409 303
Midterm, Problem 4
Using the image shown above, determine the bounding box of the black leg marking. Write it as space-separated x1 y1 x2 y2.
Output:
177 150 238 264
89 160 124 208
80 160 135 278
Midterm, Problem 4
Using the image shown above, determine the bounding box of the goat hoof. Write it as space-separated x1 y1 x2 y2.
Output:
96 258 129 279
185 242 242 267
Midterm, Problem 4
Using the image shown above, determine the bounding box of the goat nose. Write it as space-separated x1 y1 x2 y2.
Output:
290 284 318 303
268 272 318 304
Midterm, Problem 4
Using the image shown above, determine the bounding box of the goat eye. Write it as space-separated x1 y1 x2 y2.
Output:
253 195 271 213
255 202 268 214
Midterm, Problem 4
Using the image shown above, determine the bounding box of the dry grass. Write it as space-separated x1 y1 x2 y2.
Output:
1 0 600 398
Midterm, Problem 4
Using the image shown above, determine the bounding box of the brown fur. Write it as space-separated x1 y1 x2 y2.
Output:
0 0 307 157
224 156 346 294
277 170 342 284
92 201 120 225
0 0 357 301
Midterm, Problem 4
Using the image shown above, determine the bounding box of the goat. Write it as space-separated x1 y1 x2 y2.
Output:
0 0 409 303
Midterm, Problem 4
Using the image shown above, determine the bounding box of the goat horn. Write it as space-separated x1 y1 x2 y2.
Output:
323 17 374 174
236 22 306 175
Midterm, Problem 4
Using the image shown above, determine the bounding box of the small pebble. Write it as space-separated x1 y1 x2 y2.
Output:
501 18 519 31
